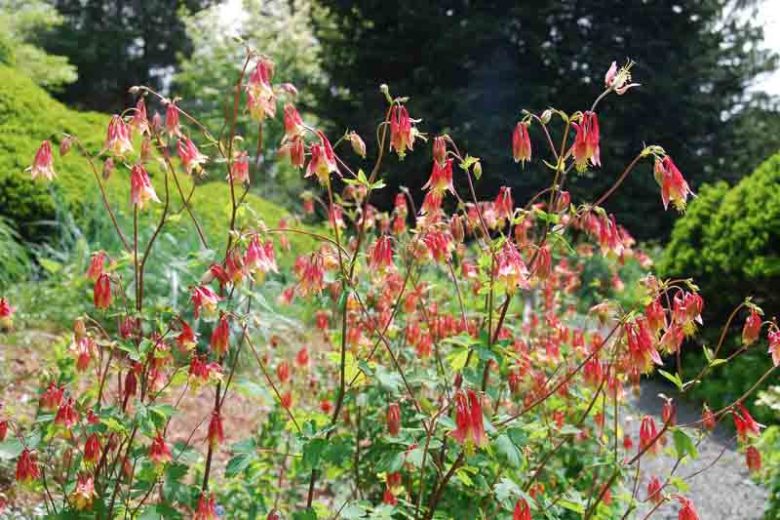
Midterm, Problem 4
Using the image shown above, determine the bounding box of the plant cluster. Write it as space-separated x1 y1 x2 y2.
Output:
0 54 777 520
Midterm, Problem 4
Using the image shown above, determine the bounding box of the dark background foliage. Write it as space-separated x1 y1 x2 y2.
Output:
313 0 779 240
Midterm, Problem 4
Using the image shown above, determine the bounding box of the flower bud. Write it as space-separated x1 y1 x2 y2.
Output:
348 131 366 158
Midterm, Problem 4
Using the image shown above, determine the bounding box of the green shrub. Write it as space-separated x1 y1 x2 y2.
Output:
0 65 314 255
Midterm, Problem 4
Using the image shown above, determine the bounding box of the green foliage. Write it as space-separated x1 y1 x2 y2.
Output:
0 217 31 290
41 0 213 112
0 0 77 91
313 0 779 240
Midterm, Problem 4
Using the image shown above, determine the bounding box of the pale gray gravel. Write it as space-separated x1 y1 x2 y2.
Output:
626 380 769 520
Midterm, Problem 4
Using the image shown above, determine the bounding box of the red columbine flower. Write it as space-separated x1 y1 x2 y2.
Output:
283 104 304 139
0 419 7 442
733 403 761 443
432 135 447 164
229 150 250 185
390 105 417 158
296 255 325 296
149 432 172 466
210 314 230 356
245 236 277 281
0 297 15 329
422 158 454 196
677 497 699 520
16 448 40 484
72 337 97 372
165 100 180 137
494 186 514 222
295 346 309 368
701 404 716 430
93 273 112 310
208 410 225 448
383 486 398 506
84 433 101 465
450 389 487 450
29 140 56 180
662 400 677 427
625 318 662 374
512 122 532 165
191 285 221 319
495 242 529 295
177 137 208 175
131 98 149 134
604 61 640 94
769 329 780 367
124 368 138 400
639 415 661 456
176 321 198 351
280 391 293 409
40 382 64 410
71 473 96 510
194 492 218 520
369 235 394 273
571 111 600 171
315 311 329 331
745 445 761 473
105 115 133 156
130 164 160 209
387 402 401 436
276 361 290 384
86 250 106 281
188 356 223 389
647 476 664 505
513 498 532 520
654 156 691 212
306 131 338 185
742 310 762 346
645 298 667 335
246 58 276 121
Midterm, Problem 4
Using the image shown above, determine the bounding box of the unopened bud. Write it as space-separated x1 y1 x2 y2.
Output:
348 131 366 158
59 136 73 157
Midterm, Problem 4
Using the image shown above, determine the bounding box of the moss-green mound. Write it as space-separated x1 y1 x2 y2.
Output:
0 64 311 254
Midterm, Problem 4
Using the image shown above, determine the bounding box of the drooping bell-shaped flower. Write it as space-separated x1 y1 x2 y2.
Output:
653 156 692 212
742 310 762 346
84 433 101 466
0 297 15 329
283 104 305 139
639 415 661 456
191 285 221 319
387 402 401 436
71 473 96 510
29 140 56 181
677 497 700 520
93 273 112 310
769 329 780 367
105 115 133 156
229 150 250 185
733 403 761 443
86 250 106 281
194 492 218 520
745 445 761 473
571 111 600 172
305 131 339 185
210 314 230 356
208 410 225 448
15 448 40 484
422 158 454 196
494 186 514 222
450 389 487 450
513 498 532 520
130 164 160 209
512 122 532 165
177 137 208 175
149 432 172 466
165 100 180 137
389 105 417 158
369 235 394 273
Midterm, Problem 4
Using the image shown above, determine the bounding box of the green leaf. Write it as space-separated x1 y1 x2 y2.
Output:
672 428 698 460
303 438 328 470
658 369 684 391
447 348 470 372
494 433 522 468
0 438 24 460
224 453 252 478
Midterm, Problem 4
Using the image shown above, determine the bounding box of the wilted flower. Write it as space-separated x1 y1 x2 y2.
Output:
745 445 761 473
742 310 762 346
647 476 664 505
387 402 401 436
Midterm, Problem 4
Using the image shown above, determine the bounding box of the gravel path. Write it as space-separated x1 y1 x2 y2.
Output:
627 380 768 519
